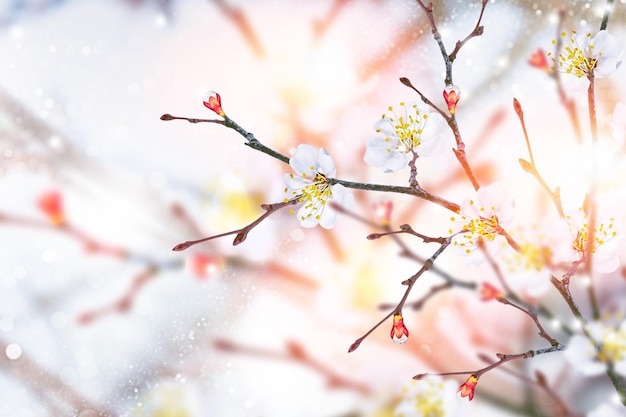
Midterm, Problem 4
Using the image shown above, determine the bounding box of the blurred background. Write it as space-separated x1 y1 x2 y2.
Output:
1 0 626 416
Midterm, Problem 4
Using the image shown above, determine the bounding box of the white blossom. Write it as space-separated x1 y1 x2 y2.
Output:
365 102 445 173
284 144 354 229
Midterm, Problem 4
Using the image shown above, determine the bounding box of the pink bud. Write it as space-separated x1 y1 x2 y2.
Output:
37 190 65 226
202 90 225 116
528 48 550 71
186 253 222 279
443 85 461 114
390 313 409 344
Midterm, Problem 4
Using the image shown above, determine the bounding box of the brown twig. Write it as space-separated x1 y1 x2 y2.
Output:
172 199 298 251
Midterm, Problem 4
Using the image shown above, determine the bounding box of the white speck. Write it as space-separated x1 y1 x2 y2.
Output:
48 135 63 150
6 343 22 360
154 14 168 28
81 46 91 56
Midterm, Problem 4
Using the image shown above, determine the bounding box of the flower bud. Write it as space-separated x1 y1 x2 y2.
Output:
527 48 549 71
479 282 503 301
390 313 409 344
443 85 460 114
458 375 478 401
37 190 65 226
203 90 225 116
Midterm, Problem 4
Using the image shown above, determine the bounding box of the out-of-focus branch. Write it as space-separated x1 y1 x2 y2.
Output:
0 338 115 416
213 338 371 394
209 0 265 58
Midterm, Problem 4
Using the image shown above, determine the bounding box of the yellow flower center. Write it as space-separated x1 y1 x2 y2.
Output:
378 103 429 154
286 172 332 221
569 215 616 254
549 31 599 77
596 326 626 364
450 202 501 254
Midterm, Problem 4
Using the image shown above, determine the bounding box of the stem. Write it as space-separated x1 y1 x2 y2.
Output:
172 199 298 250
162 112 461 213
600 0 616 31
349 238 451 352
408 150 420 189
399 77 480 190
496 296 559 346
330 179 459 213
513 98 565 218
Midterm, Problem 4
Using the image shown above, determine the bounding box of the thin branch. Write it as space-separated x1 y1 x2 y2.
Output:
415 344 565 381
210 0 265 58
349 238 451 352
513 98 565 218
173 199 298 251
496 296 559 346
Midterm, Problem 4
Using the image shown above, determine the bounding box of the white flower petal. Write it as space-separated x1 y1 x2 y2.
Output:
383 152 410 172
564 334 605 376
593 253 619 274
416 113 447 157
317 148 336 177
290 144 320 177
373 117 397 137
330 183 354 209
318 206 337 229
284 173 309 193
296 204 320 228
364 137 395 167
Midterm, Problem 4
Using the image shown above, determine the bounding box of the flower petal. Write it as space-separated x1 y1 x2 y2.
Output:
317 148 336 177
284 173 309 193
290 144 320 177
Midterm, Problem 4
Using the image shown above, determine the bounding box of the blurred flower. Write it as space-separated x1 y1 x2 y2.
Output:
37 190 65 226
443 85 460 114
390 313 409 344
457 375 478 401
548 30 623 78
186 253 222 279
557 208 620 273
564 320 626 377
449 183 515 254
373 200 393 226
528 48 550 71
394 376 468 417
479 282 503 301
365 102 445 173
203 90 225 116
284 144 354 229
